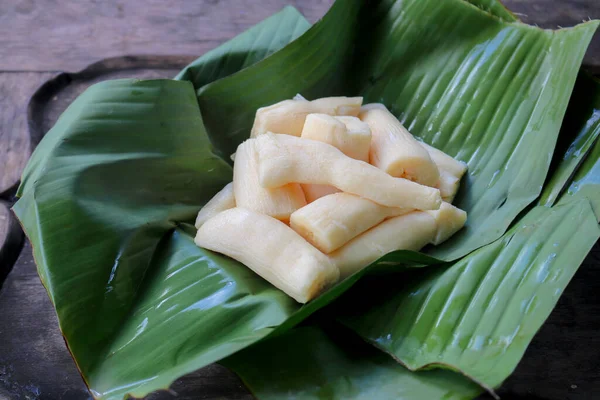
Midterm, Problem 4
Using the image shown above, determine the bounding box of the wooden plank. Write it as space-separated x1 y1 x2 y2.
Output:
0 1 597 73
0 0 334 72
0 243 93 400
0 72 55 196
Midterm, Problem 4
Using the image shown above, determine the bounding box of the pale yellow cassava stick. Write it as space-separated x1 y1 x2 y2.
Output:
195 207 339 303
301 114 371 162
290 193 409 254
195 182 235 228
419 142 468 203
359 103 439 187
420 142 467 178
301 184 340 203
233 139 306 221
250 97 363 137
438 171 461 203
254 133 442 210
331 212 437 279
426 202 467 245
333 116 372 162
300 114 371 201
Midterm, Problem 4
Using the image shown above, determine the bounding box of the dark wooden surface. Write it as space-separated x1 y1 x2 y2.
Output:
1 1 600 399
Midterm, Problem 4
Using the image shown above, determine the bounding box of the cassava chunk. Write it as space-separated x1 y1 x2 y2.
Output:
419 142 468 203
420 142 468 178
233 139 306 221
290 193 409 253
254 133 442 210
333 116 372 162
195 208 339 303
331 212 437 279
195 182 235 228
426 202 467 245
301 184 340 203
250 97 363 137
359 103 439 187
438 170 461 203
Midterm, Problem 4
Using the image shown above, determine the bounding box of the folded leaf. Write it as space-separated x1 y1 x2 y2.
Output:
539 72 600 206
224 324 483 400
175 6 310 91
352 0 598 260
339 199 600 391
86 228 299 399
196 0 362 156
12 77 442 399
558 134 600 221
196 0 598 260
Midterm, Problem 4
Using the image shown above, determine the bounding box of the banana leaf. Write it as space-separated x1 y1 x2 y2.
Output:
174 6 310 91
558 134 600 220
224 323 483 400
195 0 598 260
12 0 600 399
539 72 600 206
11 77 438 399
227 72 600 400
338 199 600 392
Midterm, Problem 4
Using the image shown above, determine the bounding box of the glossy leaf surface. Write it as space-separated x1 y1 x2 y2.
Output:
539 72 600 206
224 324 483 400
339 199 600 391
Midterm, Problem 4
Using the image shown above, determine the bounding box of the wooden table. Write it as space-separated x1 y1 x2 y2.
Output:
1 1 599 399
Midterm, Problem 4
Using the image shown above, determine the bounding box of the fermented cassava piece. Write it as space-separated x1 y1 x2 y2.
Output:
290 193 409 253
233 139 306 221
300 114 372 163
300 113 372 201
426 202 468 245
254 133 442 210
420 141 468 202
195 208 339 303
334 116 372 162
438 171 461 203
195 182 235 228
301 184 340 203
250 96 363 137
331 212 437 279
359 103 439 187
420 142 468 178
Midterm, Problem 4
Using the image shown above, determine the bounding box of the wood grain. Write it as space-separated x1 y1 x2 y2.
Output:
0 0 334 72
0 1 597 73
0 72 54 196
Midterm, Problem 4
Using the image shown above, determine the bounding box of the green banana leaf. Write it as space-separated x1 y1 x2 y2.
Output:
338 199 600 391
558 134 600 220
195 0 598 260
174 6 310 91
12 0 600 399
224 323 483 400
11 76 438 399
539 72 600 207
